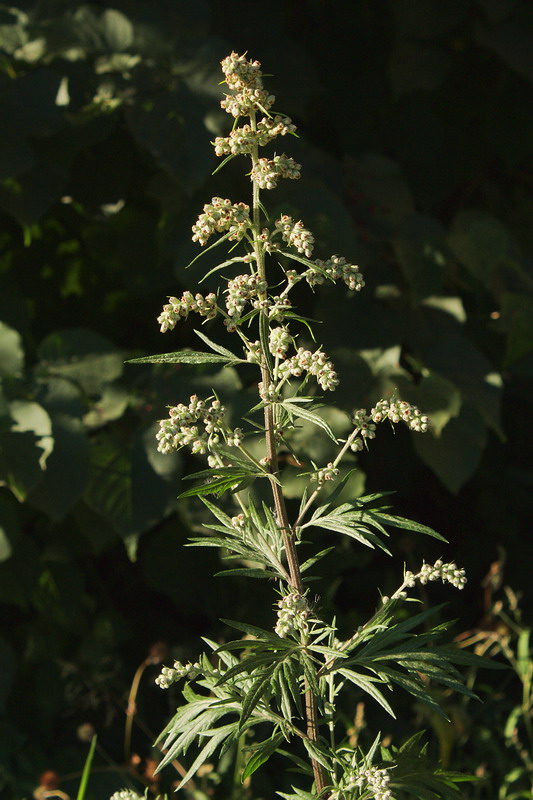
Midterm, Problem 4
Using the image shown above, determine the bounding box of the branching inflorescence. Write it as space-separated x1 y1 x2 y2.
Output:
123 52 486 800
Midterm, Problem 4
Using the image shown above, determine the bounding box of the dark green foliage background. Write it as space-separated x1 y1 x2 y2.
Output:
0 1 532 797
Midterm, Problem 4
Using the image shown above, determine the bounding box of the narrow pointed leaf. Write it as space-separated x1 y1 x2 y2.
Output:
242 732 285 782
337 667 395 717
194 329 241 360
126 350 238 365
177 723 236 789
280 400 337 441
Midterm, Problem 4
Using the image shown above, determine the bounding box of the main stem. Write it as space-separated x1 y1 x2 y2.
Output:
249 113 329 798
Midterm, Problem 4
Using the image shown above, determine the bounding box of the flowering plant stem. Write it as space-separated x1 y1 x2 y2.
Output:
124 53 496 800
250 97 327 792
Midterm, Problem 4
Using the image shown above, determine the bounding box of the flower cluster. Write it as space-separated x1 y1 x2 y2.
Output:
347 766 394 800
192 197 251 246
221 51 263 89
278 346 339 391
352 409 377 444
155 660 201 689
349 400 430 452
231 513 246 531
246 340 263 363
405 559 467 590
268 294 292 320
275 215 315 257
109 790 142 800
220 51 275 117
305 255 365 292
225 273 267 323
157 291 217 332
275 592 309 638
156 395 227 455
214 115 296 157
250 154 301 190
370 399 429 433
269 326 292 358
311 462 340 485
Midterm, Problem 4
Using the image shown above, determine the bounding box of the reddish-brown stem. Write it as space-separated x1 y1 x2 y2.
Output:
248 108 329 798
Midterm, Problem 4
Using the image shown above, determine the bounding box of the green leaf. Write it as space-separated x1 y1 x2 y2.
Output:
177 724 236 789
393 214 448 299
242 732 284 782
84 428 175 552
377 665 450 718
337 667 395 717
211 152 237 176
219 618 285 643
300 547 335 574
101 9 133 51
200 497 235 528
27 415 89 521
279 400 338 442
239 671 272 729
0 401 53 500
448 208 520 286
38 329 124 395
197 256 247 283
186 229 234 269
502 292 533 365
413 402 487 494
305 513 391 553
179 465 268 499
277 789 318 800
215 567 277 579
126 349 241 365
0 322 24 378
301 737 331 771
194 329 240 359
278 250 333 278
368 511 447 541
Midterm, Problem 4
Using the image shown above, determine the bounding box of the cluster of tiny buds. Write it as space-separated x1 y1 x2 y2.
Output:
275 592 309 638
213 115 296 157
258 381 280 402
275 215 315 258
269 326 292 358
306 256 365 292
311 462 340 485
221 52 263 89
231 513 246 531
346 766 394 800
349 400 429 452
405 559 467 590
225 273 267 322
250 154 301 190
351 409 377 447
268 294 292 320
109 790 142 800
246 340 263 363
370 399 429 433
156 395 227 455
157 291 217 332
155 660 201 689
220 52 275 117
278 347 339 391
192 197 251 246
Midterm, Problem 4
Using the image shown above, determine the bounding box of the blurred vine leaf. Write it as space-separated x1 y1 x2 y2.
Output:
413 403 488 493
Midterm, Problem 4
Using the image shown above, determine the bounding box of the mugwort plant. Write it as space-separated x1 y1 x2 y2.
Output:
125 53 490 800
